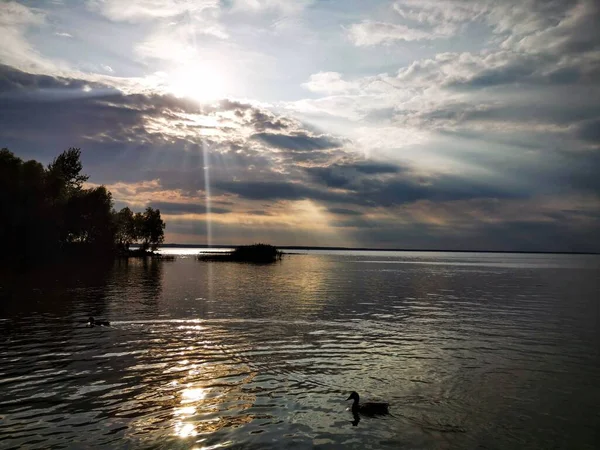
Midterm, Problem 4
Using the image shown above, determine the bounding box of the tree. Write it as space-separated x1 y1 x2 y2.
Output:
65 186 114 247
47 148 89 197
0 147 168 265
113 207 137 250
0 149 54 261
114 207 165 252
137 207 165 251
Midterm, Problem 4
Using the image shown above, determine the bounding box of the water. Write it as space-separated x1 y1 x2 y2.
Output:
1 251 599 449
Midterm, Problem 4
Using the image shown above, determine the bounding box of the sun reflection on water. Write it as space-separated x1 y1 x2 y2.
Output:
121 321 260 445
175 406 196 416
173 386 207 438
182 387 207 403
175 421 198 438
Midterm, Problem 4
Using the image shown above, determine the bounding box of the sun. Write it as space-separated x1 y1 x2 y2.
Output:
167 62 228 103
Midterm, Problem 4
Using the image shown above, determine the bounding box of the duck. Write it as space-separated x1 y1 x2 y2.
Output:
87 316 110 327
346 391 389 416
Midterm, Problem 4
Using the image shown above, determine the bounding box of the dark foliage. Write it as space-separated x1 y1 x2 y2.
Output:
198 243 283 263
113 206 166 253
0 148 165 266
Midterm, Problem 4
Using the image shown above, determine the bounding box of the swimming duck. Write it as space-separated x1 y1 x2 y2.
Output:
87 316 110 327
346 391 389 416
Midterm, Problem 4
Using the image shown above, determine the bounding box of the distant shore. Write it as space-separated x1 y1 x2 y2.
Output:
122 249 175 260
160 244 599 255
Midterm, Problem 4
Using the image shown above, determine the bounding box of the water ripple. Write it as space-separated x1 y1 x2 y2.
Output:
1 253 599 449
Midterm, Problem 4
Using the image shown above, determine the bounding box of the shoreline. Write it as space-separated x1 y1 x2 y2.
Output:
159 244 600 256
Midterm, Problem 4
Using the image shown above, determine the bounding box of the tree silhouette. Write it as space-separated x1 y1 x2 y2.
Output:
47 148 89 192
133 207 165 251
0 147 167 266
114 207 136 251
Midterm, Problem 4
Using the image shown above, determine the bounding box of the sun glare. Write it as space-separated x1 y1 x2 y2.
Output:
168 63 228 103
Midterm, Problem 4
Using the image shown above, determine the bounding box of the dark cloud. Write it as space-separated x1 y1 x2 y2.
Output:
433 132 600 196
396 100 600 149
448 59 599 91
351 161 402 174
281 150 339 164
216 170 522 208
0 65 305 186
527 0 600 56
305 161 403 188
249 109 294 131
210 99 297 131
216 99 253 112
213 180 343 202
327 208 363 216
2 62 599 251
330 217 376 228
465 219 600 253
305 166 358 189
345 218 600 253
149 201 230 215
251 132 342 151
546 67 584 85
562 152 600 195
0 64 106 93
165 203 600 252
578 119 600 143
358 176 523 207
247 210 274 216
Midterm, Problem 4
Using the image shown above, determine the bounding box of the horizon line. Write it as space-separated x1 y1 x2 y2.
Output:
158 243 600 255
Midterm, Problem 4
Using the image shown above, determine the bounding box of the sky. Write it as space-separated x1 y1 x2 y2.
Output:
1 0 599 251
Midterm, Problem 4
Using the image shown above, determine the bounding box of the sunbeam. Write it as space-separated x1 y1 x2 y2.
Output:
202 141 212 247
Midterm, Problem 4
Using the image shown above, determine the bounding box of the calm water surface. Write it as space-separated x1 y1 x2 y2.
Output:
1 251 599 449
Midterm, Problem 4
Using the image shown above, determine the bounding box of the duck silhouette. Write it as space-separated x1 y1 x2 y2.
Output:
87 317 110 327
347 391 389 416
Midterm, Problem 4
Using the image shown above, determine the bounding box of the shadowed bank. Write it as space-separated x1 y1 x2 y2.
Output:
0 148 165 268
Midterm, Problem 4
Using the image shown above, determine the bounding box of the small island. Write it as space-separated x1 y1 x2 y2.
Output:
198 244 283 263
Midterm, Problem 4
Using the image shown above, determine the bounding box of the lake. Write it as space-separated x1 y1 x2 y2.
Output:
1 250 599 449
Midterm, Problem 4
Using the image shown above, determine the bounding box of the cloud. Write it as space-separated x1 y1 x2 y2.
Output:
135 27 229 64
251 131 343 151
149 201 230 215
0 2 56 71
0 65 353 202
214 180 317 201
392 0 486 28
229 0 314 14
349 0 598 53
577 119 600 144
2 0 600 251
503 0 600 55
88 0 219 22
246 108 297 131
0 2 44 28
327 208 363 216
247 210 274 216
350 161 404 174
390 0 582 41
209 159 524 208
305 161 403 189
295 19 600 160
347 21 441 46
302 72 358 94
346 0 491 47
